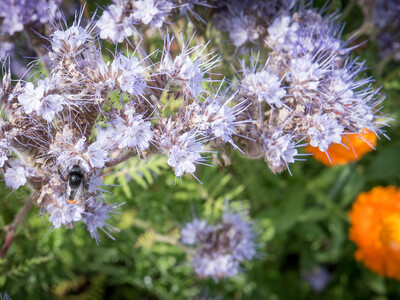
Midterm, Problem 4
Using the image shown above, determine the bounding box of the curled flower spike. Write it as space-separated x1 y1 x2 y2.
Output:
306 128 377 166
181 207 256 279
158 34 221 99
349 186 400 280
230 5 389 174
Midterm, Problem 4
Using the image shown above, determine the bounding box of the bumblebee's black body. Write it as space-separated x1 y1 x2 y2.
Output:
60 165 86 204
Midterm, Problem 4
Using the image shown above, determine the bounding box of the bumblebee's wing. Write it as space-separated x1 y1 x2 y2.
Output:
67 183 85 205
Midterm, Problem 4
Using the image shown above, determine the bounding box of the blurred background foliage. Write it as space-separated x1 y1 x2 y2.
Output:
1 0 400 299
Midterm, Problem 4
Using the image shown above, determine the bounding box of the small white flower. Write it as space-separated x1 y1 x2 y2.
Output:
51 25 92 56
290 54 326 95
111 54 146 96
17 82 42 114
241 70 286 108
159 36 220 98
37 94 64 122
175 55 204 96
263 131 298 174
96 126 118 150
112 112 154 151
47 194 84 228
4 160 27 190
132 0 173 28
18 78 64 121
86 142 109 169
55 136 109 172
166 132 205 177
266 15 299 51
308 114 344 152
229 13 259 47
97 4 134 43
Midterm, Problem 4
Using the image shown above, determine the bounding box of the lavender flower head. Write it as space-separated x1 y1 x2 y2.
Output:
0 0 62 36
231 5 389 172
0 1 390 245
181 207 256 279
302 267 331 292
0 4 253 243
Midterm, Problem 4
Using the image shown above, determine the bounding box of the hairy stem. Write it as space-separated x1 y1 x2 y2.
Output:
0 194 34 258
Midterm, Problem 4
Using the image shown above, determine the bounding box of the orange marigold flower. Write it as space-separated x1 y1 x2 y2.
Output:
349 186 400 280
306 129 377 166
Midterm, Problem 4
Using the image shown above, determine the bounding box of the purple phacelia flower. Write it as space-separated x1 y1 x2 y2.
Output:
263 131 300 175
241 69 286 108
0 0 61 36
54 136 109 173
50 24 93 59
159 35 221 98
192 253 240 279
166 131 206 177
4 160 28 190
46 194 85 229
82 197 121 244
266 14 299 51
289 53 329 99
181 218 211 245
97 4 134 43
215 10 260 47
111 104 154 151
17 78 65 122
132 0 173 28
307 114 344 152
181 207 256 279
111 53 147 97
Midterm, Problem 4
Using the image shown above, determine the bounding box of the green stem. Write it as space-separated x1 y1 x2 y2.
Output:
340 0 356 21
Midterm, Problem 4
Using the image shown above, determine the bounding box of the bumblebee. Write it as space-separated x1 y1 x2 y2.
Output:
59 165 86 205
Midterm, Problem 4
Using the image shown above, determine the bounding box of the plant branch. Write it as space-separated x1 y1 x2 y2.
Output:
0 194 34 258
105 149 137 169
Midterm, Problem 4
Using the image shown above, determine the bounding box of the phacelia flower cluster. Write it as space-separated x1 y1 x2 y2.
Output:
230 6 388 173
0 0 389 246
181 209 256 279
214 0 296 47
97 0 212 43
0 6 247 242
